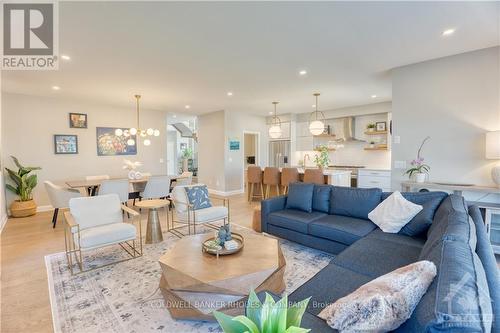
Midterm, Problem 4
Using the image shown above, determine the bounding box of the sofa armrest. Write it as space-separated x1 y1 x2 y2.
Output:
261 195 287 233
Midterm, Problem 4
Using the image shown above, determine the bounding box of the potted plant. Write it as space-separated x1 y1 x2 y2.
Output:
405 136 431 183
313 146 330 170
214 290 311 333
366 123 376 132
5 156 41 217
180 147 193 172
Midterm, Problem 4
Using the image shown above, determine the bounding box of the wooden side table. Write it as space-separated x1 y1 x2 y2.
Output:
135 199 169 244
252 206 262 232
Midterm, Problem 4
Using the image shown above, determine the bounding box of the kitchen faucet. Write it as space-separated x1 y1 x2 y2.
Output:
303 153 311 167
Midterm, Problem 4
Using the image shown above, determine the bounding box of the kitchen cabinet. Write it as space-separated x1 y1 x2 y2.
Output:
296 136 313 151
483 205 500 254
357 169 391 192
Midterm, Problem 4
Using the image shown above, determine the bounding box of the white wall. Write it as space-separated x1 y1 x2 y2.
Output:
2 93 168 207
392 47 500 201
0 83 7 230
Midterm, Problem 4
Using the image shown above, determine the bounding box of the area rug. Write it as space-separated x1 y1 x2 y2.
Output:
45 226 333 333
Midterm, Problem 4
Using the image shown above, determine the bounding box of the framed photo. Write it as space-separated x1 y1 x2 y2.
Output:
229 139 240 151
54 135 78 154
96 127 137 156
376 121 387 132
69 113 87 128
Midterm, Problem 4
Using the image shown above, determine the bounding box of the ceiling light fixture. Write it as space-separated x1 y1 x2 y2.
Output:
60 54 71 61
115 95 160 146
442 28 455 36
312 104 316 108
299 70 307 76
268 101 282 139
371 95 377 98
185 105 190 109
227 91 233 96
52 86 60 90
309 93 326 136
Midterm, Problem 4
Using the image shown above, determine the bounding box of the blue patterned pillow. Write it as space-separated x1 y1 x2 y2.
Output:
184 185 212 210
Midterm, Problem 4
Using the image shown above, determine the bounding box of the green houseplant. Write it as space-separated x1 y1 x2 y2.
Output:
214 290 311 333
366 123 376 132
5 156 41 217
180 147 193 172
313 146 330 169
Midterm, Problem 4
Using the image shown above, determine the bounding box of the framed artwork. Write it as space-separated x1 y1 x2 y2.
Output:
376 121 387 132
96 127 137 156
229 139 240 151
54 135 78 154
69 113 88 128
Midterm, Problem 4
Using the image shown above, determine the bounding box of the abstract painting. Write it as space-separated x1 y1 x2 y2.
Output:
54 135 78 154
96 127 137 156
69 113 88 128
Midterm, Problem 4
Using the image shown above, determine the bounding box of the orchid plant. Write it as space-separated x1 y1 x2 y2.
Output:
405 136 431 178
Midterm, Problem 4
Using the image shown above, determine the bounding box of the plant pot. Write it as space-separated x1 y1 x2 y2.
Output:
182 159 189 172
368 128 375 132
10 199 37 217
414 173 427 183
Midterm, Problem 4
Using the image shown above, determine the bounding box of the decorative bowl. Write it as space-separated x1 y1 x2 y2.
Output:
202 232 244 257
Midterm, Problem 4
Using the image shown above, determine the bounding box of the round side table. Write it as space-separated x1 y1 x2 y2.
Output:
135 199 169 244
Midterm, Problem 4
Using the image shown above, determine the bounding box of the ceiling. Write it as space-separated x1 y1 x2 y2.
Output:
2 1 499 116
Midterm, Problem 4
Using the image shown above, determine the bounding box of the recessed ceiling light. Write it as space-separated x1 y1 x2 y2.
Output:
371 95 377 98
60 54 71 61
52 86 60 91
227 91 233 96
312 104 316 108
442 28 455 36
299 70 307 76
185 105 190 109
269 111 273 115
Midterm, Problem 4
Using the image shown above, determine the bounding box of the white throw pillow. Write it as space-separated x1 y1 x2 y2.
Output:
318 260 437 332
368 191 423 233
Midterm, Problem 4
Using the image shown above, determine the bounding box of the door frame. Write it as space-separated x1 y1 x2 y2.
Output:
242 131 261 189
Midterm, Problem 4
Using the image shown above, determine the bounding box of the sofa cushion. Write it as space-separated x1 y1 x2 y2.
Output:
268 209 326 234
400 238 493 332
333 231 423 278
381 191 448 237
286 182 314 212
312 184 331 213
308 215 376 246
289 263 373 316
330 186 382 220
77 222 136 249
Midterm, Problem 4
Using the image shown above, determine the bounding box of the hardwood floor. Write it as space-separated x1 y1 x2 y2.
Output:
0 193 260 333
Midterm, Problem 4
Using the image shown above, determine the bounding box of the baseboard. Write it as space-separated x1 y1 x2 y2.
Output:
208 188 244 197
37 205 54 212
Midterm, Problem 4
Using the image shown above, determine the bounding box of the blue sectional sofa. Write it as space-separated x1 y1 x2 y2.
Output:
261 184 499 332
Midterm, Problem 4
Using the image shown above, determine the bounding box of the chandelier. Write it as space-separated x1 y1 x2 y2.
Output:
309 93 326 135
268 101 282 139
115 95 160 146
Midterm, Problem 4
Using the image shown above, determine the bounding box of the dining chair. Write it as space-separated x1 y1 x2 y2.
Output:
98 179 130 204
281 167 300 194
129 172 152 204
44 181 84 228
247 166 263 202
84 174 110 195
172 171 193 188
303 168 325 185
263 167 281 199
64 194 142 275
142 175 171 199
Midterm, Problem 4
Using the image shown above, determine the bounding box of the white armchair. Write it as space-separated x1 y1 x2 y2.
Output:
44 181 84 228
170 184 229 237
64 194 142 275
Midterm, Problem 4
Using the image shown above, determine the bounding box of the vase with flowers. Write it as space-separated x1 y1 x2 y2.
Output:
405 136 431 183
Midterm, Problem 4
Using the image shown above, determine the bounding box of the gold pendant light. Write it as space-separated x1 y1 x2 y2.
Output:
115 95 160 146
268 101 282 139
309 93 326 135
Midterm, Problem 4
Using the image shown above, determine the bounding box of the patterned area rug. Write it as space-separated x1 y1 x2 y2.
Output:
45 226 332 333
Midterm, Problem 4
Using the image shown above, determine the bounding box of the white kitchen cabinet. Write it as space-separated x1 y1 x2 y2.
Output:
357 169 391 191
296 136 313 151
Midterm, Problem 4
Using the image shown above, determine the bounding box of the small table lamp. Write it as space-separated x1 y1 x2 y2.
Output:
486 130 500 187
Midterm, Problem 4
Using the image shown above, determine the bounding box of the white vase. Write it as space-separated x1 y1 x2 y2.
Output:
415 173 427 183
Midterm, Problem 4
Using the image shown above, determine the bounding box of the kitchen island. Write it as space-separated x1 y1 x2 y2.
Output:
296 168 352 186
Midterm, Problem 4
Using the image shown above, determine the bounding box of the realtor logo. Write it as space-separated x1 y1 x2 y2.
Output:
2 1 58 70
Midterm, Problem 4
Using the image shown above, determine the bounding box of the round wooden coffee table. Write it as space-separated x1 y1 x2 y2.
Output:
135 199 169 244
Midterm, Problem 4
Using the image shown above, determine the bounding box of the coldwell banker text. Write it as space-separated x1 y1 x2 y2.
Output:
2 2 59 70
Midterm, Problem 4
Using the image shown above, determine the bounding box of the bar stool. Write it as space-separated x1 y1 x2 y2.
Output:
247 166 263 202
281 167 300 195
263 167 280 199
303 168 325 185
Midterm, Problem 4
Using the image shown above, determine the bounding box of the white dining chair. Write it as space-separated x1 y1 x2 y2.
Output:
64 194 142 274
98 179 130 204
141 175 171 199
44 181 84 228
172 172 193 187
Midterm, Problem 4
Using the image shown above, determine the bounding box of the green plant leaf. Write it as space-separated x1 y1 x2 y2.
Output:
213 311 248 333
284 326 311 333
286 297 310 328
10 156 22 169
5 184 18 195
261 293 276 333
5 168 21 185
25 174 37 189
271 293 288 333
246 290 263 330
232 316 260 333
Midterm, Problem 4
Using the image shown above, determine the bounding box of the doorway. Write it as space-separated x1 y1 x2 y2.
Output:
243 131 260 191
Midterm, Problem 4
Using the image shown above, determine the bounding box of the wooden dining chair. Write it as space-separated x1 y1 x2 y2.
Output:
303 168 325 185
247 166 263 202
263 167 280 199
281 167 300 194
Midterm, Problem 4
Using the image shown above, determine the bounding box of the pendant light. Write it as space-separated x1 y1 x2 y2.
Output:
309 93 326 135
115 95 160 146
268 101 282 139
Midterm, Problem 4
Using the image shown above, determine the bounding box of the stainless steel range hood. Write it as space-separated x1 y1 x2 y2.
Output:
171 123 197 141
331 117 359 141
